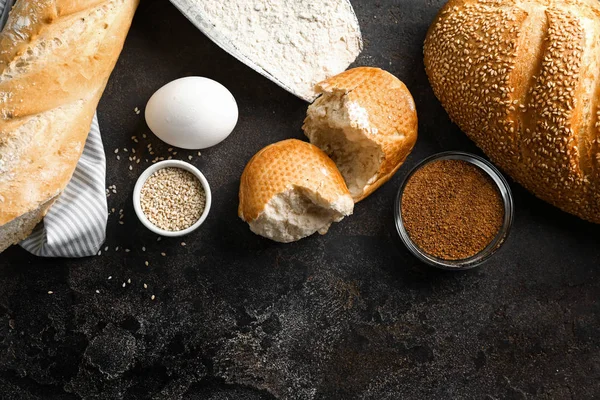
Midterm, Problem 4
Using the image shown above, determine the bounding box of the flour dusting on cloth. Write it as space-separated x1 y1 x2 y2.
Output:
196 0 362 101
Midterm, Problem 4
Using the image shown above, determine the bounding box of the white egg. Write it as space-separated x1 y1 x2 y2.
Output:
145 77 238 149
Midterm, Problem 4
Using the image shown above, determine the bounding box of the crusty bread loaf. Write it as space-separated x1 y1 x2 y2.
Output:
303 67 418 202
0 0 139 253
239 139 354 243
424 0 600 223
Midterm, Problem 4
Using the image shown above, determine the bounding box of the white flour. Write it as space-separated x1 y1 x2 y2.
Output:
197 0 362 101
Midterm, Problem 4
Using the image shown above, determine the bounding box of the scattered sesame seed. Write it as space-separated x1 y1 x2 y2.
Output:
127 278 131 284
143 134 147 138
47 291 53 295
105 246 109 251
181 242 186 246
151 295 156 301
188 155 193 160
95 290 100 294
97 250 101 256
145 261 149 266
129 165 133 171
144 284 148 289
197 152 201 156
108 276 112 280
125 249 130 253
114 148 119 154
142 247 146 252
161 252 166 256
122 282 126 287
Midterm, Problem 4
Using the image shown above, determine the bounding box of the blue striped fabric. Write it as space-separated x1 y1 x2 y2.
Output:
2 0 108 257
19 115 108 257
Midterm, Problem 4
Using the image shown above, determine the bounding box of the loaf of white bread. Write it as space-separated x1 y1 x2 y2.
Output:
239 68 418 242
425 0 600 223
0 0 139 253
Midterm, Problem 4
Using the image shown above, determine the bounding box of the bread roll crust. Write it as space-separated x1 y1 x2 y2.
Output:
304 67 418 202
239 139 352 222
424 0 600 223
0 0 139 252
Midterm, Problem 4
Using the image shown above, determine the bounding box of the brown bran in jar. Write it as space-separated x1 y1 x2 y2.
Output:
401 159 504 261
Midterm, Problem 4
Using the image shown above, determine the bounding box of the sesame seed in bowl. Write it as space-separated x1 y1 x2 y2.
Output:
133 160 212 237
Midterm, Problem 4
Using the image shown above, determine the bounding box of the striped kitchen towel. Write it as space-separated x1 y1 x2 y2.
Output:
1 0 108 257
19 115 108 257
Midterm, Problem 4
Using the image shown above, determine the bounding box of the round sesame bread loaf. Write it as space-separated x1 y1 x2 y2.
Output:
239 139 354 243
303 67 418 202
424 0 600 223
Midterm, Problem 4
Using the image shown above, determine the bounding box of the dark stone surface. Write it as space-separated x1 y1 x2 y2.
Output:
1 0 600 398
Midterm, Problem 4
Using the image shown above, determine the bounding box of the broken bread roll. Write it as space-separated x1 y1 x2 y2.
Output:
303 67 418 202
239 139 354 243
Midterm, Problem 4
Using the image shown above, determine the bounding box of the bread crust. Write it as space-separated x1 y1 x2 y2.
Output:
0 0 139 251
305 67 418 202
238 139 352 222
424 0 600 223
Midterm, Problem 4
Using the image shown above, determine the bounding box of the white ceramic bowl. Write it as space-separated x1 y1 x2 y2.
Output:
133 160 212 237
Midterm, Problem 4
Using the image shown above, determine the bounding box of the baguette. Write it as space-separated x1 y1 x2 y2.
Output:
424 0 600 223
0 0 139 253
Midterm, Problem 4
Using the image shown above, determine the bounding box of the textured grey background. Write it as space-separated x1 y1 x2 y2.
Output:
1 0 600 399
